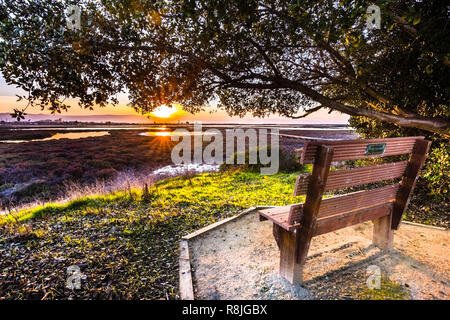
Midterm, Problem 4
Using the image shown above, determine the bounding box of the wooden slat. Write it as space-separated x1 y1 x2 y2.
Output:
293 161 408 196
258 206 299 231
315 204 392 236
317 184 400 219
392 139 431 229
288 203 303 225
304 142 417 163
293 174 309 197
299 136 424 164
258 206 291 221
259 184 400 230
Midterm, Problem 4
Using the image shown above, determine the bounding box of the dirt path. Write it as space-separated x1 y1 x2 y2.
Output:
189 211 449 300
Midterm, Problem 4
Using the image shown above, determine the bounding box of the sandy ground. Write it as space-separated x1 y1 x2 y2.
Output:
189 211 449 300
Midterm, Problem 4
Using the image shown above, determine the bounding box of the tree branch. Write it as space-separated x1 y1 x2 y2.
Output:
391 14 450 68
277 78 450 137
102 35 450 137
289 105 323 119
245 37 281 77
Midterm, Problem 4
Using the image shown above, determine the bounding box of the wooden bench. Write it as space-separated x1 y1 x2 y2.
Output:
258 136 431 284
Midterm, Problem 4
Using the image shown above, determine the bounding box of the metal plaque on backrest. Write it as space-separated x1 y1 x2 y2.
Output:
365 143 386 155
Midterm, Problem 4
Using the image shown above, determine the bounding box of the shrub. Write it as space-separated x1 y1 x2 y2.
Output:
422 143 449 200
12 180 49 200
86 159 112 169
219 146 302 173
279 146 301 172
0 183 14 192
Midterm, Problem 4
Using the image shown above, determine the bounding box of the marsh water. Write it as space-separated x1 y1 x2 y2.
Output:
1 131 110 143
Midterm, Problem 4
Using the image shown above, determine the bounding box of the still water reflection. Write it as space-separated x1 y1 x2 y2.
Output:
1 131 110 143
138 131 218 137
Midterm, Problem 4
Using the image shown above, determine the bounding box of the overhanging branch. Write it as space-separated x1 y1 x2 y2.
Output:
277 78 450 137
290 105 323 119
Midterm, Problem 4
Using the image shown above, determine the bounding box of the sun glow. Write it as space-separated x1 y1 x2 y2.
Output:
154 131 171 136
150 105 177 118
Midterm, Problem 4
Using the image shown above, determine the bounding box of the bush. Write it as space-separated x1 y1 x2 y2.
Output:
12 180 49 200
422 143 449 200
219 146 301 173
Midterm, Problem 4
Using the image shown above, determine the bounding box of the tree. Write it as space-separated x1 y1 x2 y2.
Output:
0 0 448 136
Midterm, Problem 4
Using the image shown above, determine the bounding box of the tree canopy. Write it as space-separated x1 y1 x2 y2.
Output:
0 0 448 136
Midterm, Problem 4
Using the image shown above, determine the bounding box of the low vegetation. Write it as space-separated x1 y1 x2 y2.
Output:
353 276 411 300
0 170 305 299
0 130 177 205
0 129 55 141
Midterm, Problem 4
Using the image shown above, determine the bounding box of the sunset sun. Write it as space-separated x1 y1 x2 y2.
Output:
150 105 177 118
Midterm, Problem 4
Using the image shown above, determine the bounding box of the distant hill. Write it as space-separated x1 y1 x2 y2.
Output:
0 113 153 123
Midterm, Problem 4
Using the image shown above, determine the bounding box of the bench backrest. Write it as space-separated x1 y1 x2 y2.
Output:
288 136 430 233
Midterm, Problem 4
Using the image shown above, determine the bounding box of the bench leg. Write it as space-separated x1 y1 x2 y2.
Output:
273 225 303 285
372 214 394 251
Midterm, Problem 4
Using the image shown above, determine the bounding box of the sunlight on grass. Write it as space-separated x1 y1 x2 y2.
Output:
1 171 304 225
354 277 411 300
0 192 127 224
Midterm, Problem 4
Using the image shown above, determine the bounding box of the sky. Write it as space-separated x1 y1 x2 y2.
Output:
0 74 349 124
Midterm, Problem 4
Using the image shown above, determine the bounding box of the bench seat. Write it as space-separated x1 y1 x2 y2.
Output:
259 184 400 232
258 202 393 233
258 205 301 231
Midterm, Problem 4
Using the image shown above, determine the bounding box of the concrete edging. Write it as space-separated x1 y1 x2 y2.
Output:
178 206 275 300
402 220 447 231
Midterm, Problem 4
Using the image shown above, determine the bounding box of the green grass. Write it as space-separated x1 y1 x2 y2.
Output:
0 170 305 299
2 171 304 224
1 192 131 224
